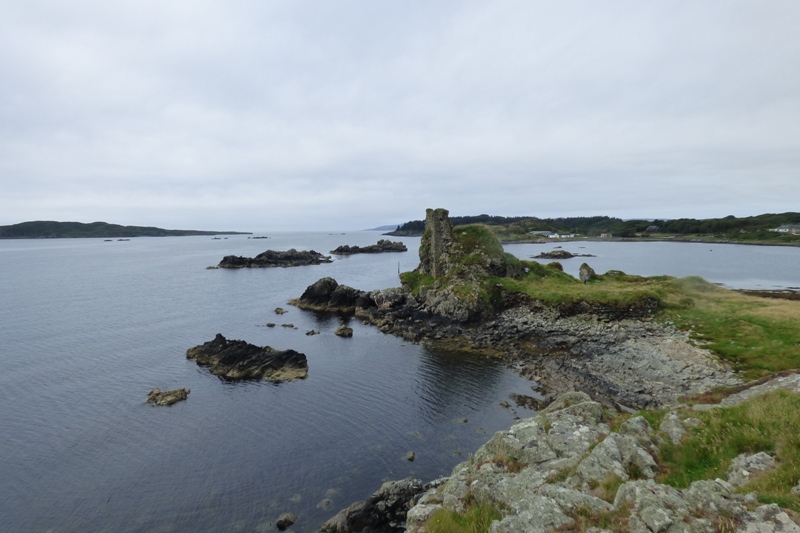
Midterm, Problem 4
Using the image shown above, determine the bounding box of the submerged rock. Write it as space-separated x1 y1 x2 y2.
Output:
218 249 332 268
330 240 407 255
146 388 189 406
186 333 308 381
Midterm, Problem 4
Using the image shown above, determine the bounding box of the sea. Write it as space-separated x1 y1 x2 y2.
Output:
1 233 798 533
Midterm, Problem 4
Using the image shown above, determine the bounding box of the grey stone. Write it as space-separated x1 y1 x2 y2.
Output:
728 452 776 487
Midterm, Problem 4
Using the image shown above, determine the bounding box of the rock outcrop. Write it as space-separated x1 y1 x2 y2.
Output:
330 240 407 255
404 392 798 533
319 478 437 533
218 249 332 268
533 250 595 260
186 333 308 381
146 388 190 406
290 209 738 409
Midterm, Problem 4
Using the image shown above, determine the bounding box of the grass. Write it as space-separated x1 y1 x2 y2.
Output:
659 277 800 381
496 269 800 380
556 503 633 533
425 501 504 533
655 391 800 510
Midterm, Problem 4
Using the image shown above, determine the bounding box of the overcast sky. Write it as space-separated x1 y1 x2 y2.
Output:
2 1 799 231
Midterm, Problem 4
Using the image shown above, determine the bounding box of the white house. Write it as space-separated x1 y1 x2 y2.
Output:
771 225 800 234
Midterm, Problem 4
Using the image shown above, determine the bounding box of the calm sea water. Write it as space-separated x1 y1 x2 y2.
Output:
505 240 800 290
0 232 539 533
1 234 797 533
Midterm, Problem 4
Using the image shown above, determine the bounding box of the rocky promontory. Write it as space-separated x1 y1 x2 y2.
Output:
292 208 737 409
330 240 407 255
186 333 308 381
218 249 332 268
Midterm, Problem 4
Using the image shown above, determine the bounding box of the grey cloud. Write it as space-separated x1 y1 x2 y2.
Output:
1 0 799 230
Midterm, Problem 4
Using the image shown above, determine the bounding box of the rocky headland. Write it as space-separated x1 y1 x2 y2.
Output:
292 208 737 409
331 240 408 255
218 249 332 268
294 208 800 532
186 333 308 381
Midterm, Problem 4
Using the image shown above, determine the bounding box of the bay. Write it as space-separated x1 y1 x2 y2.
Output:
0 232 538 533
1 234 797 533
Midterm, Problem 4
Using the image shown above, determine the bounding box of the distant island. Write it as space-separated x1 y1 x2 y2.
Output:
0 221 251 239
384 212 800 245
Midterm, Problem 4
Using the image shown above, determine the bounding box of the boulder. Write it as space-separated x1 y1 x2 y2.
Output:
276 512 297 531
186 334 308 381
579 263 596 283
319 478 428 533
334 326 353 338
291 278 374 313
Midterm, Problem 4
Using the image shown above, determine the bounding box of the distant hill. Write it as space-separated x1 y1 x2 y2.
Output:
0 221 251 239
365 225 401 231
385 212 800 242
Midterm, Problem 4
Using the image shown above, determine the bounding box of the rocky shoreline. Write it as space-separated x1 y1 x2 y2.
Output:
288 209 798 532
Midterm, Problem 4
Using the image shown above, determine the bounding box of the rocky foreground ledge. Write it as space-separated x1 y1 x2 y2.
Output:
318 392 800 533
186 333 308 381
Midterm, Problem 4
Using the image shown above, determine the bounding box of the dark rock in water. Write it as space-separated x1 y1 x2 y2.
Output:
186 333 308 381
146 388 189 406
405 451 415 462
533 249 596 259
275 307 288 315
306 330 320 336
218 248 332 268
330 240 408 255
334 325 353 338
319 478 432 533
276 512 297 531
290 277 376 313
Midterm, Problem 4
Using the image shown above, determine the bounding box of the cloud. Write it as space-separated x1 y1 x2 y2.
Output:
1 0 799 230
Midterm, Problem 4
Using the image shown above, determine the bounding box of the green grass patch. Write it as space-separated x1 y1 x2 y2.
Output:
425 501 504 533
452 224 505 261
659 278 800 380
399 270 434 295
656 391 800 510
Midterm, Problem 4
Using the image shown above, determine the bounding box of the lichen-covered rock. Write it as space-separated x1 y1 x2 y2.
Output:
186 334 308 381
658 412 686 444
727 452 777 487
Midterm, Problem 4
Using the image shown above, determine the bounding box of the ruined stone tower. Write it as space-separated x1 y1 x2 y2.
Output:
419 208 454 278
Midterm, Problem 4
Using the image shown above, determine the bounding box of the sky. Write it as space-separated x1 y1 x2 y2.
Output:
1 1 799 231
